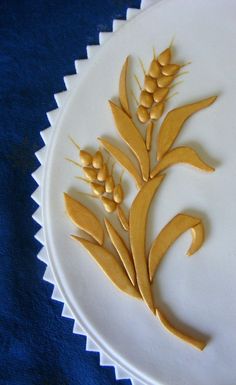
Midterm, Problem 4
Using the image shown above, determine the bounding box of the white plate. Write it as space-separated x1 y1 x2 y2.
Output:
35 1 236 384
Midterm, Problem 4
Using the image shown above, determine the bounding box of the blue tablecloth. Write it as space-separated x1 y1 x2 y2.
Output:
0 1 140 383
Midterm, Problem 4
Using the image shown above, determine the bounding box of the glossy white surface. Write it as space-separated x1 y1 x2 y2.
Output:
43 1 236 384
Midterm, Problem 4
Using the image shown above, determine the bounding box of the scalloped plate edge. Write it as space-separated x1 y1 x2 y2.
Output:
31 2 159 384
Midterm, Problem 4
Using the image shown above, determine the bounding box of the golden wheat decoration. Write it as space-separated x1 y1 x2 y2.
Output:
64 44 217 351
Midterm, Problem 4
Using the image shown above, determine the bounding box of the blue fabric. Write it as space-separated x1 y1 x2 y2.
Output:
0 1 140 384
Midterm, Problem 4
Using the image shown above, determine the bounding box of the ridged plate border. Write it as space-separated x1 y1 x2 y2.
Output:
31 1 160 385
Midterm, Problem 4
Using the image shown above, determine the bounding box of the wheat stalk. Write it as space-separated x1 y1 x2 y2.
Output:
65 44 218 351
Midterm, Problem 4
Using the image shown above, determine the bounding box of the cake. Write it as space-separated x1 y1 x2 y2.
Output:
33 1 236 384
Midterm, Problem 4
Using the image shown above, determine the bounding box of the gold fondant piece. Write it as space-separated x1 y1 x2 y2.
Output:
151 146 214 178
117 206 129 231
149 213 203 281
92 151 103 169
188 222 204 256
150 102 165 120
97 164 108 182
153 87 169 103
129 175 165 313
98 138 143 189
113 184 124 204
64 193 104 245
80 150 92 166
158 48 171 66
144 76 157 93
137 105 150 123
119 56 130 116
72 236 140 299
105 175 115 193
156 308 206 351
91 182 105 196
149 59 161 78
101 196 117 213
162 64 180 76
140 91 153 108
104 218 136 286
157 75 174 88
146 121 154 151
109 101 150 181
157 96 217 160
83 167 97 181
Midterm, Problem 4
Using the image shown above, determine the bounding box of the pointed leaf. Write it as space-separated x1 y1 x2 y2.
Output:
129 175 165 313
72 236 140 299
109 101 149 181
151 146 214 178
64 193 104 245
149 214 204 281
98 137 143 188
119 57 130 116
104 219 136 286
157 96 217 160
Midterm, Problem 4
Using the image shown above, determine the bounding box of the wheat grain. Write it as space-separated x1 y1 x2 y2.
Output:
92 150 103 169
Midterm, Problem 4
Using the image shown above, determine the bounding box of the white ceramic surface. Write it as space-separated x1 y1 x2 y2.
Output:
38 1 236 384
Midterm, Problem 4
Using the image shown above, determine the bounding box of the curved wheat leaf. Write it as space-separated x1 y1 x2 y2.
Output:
72 236 140 299
157 96 217 160
98 137 143 189
151 146 214 178
64 193 104 245
129 175 165 313
109 101 150 181
149 214 204 281
156 308 206 351
188 222 204 256
119 56 130 116
104 218 136 286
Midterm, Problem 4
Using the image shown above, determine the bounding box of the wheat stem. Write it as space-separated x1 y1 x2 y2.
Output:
145 121 154 151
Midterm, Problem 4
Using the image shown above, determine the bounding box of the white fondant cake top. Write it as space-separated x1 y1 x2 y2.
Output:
42 1 236 384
